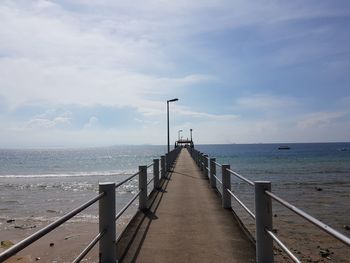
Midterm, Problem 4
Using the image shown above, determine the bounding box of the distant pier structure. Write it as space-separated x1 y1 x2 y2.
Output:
175 128 194 148
175 138 194 148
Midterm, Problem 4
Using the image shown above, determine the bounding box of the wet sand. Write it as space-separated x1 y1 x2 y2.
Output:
1 219 99 263
230 182 350 263
0 217 133 263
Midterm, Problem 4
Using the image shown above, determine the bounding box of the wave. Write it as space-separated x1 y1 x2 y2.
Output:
0 170 136 178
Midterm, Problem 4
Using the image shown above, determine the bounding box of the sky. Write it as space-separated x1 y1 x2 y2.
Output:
0 0 350 148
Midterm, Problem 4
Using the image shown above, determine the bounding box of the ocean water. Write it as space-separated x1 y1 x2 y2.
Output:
0 145 165 223
197 143 350 262
1 143 349 232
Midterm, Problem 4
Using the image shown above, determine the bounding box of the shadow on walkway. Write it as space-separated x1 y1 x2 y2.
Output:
116 173 173 263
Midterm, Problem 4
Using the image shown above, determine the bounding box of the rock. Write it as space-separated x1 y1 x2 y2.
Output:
319 249 331 258
1 240 14 249
14 224 36 230
315 187 323 191
6 219 15 223
64 235 79 240
49 242 54 247
344 225 350 230
274 214 278 217
35 257 41 261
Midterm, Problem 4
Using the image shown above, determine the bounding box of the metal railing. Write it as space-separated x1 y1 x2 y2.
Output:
187 147 350 263
0 148 181 263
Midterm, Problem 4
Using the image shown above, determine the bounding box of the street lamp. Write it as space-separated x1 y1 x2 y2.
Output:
178 130 183 141
167 98 178 153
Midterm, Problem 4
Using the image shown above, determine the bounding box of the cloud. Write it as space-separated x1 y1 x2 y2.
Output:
84 116 99 129
25 116 71 130
297 111 348 129
0 1 350 146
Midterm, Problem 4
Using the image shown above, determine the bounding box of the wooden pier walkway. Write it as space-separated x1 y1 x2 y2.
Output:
117 148 255 262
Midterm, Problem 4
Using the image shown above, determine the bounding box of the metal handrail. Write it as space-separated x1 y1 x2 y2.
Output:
266 229 301 263
147 163 153 169
213 174 222 185
214 161 222 167
147 177 154 186
227 189 255 219
72 230 106 263
0 192 105 262
115 190 141 220
192 148 350 261
115 171 140 188
265 190 350 246
227 168 254 186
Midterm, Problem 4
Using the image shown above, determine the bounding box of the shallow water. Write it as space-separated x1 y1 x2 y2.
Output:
196 143 350 262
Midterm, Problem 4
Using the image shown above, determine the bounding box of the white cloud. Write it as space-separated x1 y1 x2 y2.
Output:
0 1 349 146
25 116 71 130
297 111 347 129
84 116 99 129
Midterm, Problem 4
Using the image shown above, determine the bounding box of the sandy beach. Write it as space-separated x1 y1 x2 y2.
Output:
0 217 133 263
1 219 99 263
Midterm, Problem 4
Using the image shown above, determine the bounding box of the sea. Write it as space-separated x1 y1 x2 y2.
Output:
0 143 349 260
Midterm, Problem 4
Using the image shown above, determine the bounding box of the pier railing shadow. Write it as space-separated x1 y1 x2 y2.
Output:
116 169 173 262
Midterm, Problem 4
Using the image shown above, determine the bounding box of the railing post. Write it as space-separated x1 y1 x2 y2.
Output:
165 153 170 172
153 159 159 189
204 155 209 177
200 153 203 171
222 164 231 209
139 166 147 211
161 155 165 178
210 158 216 188
99 182 116 263
255 181 273 263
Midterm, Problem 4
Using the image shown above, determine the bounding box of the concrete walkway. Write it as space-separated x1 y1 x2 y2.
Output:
117 148 255 262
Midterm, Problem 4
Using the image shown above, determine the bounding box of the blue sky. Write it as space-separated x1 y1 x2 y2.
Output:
0 0 350 147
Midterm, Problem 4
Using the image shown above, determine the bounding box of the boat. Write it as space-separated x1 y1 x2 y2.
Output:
278 146 291 150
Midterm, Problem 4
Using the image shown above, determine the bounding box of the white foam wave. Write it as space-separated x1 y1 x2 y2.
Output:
0 170 135 178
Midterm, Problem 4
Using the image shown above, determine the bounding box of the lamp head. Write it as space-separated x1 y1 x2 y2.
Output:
168 98 179 103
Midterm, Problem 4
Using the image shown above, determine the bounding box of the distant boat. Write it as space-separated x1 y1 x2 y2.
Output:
340 148 347 152
278 146 291 150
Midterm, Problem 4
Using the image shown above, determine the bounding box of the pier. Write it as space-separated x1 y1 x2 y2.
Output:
1 147 349 263
116 148 255 262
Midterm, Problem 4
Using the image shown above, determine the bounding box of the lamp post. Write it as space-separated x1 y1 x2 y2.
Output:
167 98 178 153
178 130 183 141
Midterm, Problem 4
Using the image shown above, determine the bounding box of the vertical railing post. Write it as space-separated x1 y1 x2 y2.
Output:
200 153 203 171
165 153 170 172
139 166 147 211
222 164 231 209
161 155 165 178
153 159 159 189
204 155 209 177
255 181 273 263
210 158 216 188
99 182 116 263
